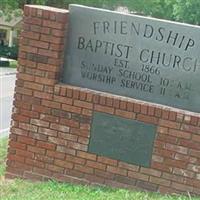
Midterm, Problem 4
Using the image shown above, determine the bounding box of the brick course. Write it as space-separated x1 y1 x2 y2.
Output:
6 5 200 196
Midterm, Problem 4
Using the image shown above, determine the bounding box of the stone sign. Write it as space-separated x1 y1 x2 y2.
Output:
63 5 200 113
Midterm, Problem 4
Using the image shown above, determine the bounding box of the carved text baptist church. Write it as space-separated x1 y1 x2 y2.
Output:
77 20 199 73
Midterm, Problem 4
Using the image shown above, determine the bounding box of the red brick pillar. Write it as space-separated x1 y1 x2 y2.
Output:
6 5 68 180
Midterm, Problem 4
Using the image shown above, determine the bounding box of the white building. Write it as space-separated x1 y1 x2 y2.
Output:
0 15 22 47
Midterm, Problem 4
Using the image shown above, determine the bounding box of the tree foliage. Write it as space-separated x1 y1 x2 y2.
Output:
0 0 200 25
0 0 43 21
173 0 200 25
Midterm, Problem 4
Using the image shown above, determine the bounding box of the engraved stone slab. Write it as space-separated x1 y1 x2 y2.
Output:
63 4 200 113
88 112 156 167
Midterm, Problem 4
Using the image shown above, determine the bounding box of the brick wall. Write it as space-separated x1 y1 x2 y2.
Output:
6 5 200 196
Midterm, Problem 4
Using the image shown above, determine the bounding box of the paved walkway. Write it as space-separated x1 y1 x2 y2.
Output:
0 57 17 76
0 67 17 76
0 67 16 138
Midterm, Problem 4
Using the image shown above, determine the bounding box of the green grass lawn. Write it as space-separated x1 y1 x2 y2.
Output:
0 60 17 68
0 137 8 177
9 60 18 68
0 137 199 200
